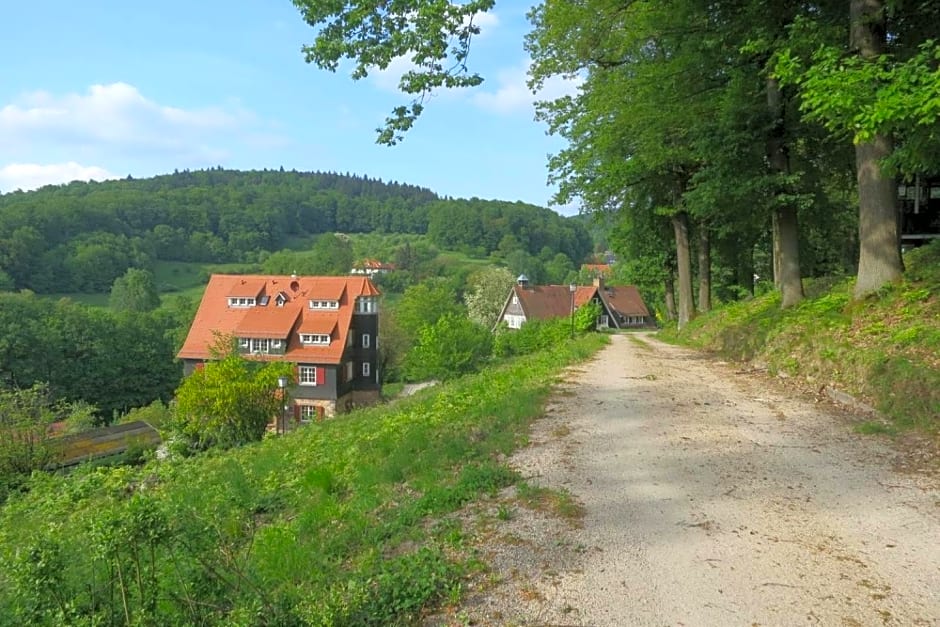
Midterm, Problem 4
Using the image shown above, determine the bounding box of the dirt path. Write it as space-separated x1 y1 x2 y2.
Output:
440 334 940 626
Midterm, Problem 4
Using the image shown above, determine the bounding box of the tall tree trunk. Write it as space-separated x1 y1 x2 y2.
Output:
672 211 694 329
766 75 804 308
739 243 755 296
697 222 711 312
663 266 677 322
851 0 903 297
772 211 781 289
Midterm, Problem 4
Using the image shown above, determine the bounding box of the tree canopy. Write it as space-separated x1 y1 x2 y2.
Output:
292 0 940 309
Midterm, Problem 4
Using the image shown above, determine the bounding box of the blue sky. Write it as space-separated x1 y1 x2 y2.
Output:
0 1 580 213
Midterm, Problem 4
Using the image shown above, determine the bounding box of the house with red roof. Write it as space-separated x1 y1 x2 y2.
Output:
580 263 612 279
350 258 396 277
178 274 381 422
496 275 655 330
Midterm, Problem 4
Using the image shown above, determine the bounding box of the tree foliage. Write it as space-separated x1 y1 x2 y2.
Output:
289 0 940 309
171 348 293 451
0 169 588 294
403 314 492 381
464 266 515 329
109 268 161 312
0 293 180 419
293 0 496 144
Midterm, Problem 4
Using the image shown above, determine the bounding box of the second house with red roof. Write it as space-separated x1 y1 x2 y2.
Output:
178 274 381 422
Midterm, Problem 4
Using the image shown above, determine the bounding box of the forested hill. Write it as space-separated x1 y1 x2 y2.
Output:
0 168 590 293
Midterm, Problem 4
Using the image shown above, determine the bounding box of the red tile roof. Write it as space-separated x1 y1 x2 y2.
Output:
581 263 611 276
227 278 267 298
598 284 651 318
234 306 301 339
514 285 591 320
510 282 651 324
178 274 380 365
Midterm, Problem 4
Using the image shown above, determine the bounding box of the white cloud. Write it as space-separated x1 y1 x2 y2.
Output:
0 83 263 162
0 162 119 193
472 61 583 116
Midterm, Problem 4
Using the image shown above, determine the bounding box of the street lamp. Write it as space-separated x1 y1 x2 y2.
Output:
276 375 289 435
569 283 577 339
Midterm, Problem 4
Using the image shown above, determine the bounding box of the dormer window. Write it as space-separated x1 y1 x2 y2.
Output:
308 300 339 310
300 333 330 345
239 338 282 354
275 291 289 307
228 297 256 308
355 296 377 314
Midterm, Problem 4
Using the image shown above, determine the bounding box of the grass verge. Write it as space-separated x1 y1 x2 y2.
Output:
0 334 607 626
661 241 940 439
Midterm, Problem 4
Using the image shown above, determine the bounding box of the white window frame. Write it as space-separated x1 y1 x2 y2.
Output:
300 405 318 422
228 297 256 308
362 362 370 377
345 361 353 381
298 365 317 386
308 300 339 310
241 338 283 354
362 333 370 349
299 333 330 345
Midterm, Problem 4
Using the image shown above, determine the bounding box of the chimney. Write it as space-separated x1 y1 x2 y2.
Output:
593 276 604 289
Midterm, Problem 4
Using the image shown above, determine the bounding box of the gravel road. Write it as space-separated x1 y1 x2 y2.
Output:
436 333 940 626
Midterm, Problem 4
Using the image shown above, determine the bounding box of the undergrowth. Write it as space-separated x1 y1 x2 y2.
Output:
662 240 940 436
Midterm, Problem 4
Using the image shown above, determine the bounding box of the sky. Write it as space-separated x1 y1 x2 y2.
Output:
0 1 581 213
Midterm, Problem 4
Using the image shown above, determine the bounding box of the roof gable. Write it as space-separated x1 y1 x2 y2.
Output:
598 285 651 317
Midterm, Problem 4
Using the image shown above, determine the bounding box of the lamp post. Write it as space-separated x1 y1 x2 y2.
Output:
276 375 289 435
569 283 576 339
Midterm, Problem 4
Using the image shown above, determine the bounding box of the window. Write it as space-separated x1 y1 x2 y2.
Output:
241 338 281 353
362 362 370 377
599 314 609 327
345 361 353 381
355 296 377 314
362 333 370 349
308 300 339 310
300 405 318 422
228 297 256 308
298 366 317 385
300 333 330 345
512 294 519 305
505 314 525 329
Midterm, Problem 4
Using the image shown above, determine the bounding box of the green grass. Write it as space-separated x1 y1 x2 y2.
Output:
0 333 607 626
662 240 940 438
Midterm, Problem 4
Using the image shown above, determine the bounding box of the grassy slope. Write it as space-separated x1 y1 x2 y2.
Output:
661 241 940 437
0 334 608 626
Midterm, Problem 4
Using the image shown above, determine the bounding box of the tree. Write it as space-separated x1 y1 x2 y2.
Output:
109 268 161 312
465 266 515 329
776 2 940 297
394 278 465 342
293 0 495 144
403 314 492 381
172 348 293 451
